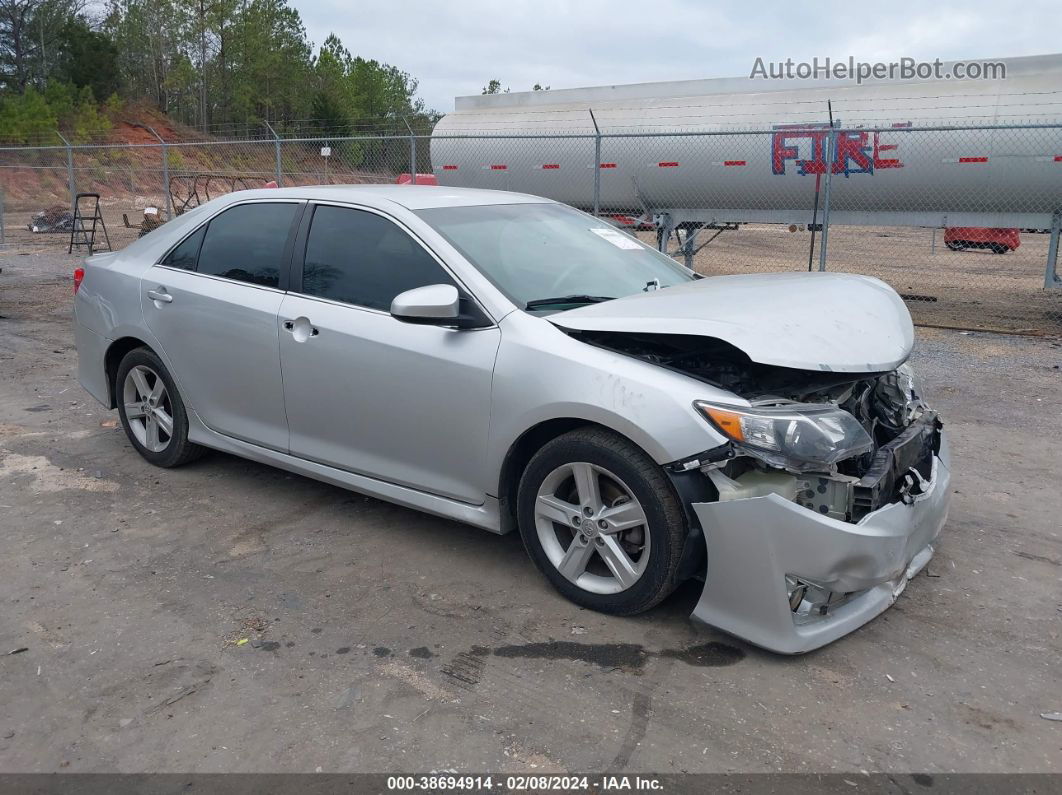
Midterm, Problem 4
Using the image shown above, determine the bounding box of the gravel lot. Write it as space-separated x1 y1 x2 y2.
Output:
1 246 1060 775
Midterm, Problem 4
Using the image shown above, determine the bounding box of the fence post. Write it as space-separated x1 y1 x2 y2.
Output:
589 109 601 217
145 126 172 220
402 117 416 184
410 136 417 185
817 123 838 272
56 131 75 211
1045 209 1062 289
264 121 282 186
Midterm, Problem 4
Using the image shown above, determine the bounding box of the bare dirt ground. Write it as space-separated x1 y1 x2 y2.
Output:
646 224 1062 334
0 246 1060 775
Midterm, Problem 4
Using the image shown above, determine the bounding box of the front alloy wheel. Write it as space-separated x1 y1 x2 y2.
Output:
517 427 689 615
534 462 650 594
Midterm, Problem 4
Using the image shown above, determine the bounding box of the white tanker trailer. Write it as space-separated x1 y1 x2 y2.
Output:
430 54 1062 235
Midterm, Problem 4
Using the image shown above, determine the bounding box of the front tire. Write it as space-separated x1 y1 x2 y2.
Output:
115 348 204 468
516 427 688 616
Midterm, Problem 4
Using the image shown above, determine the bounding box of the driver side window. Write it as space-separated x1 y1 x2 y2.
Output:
301 205 456 311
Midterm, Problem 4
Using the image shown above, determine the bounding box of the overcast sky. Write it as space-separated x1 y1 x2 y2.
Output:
297 0 1060 113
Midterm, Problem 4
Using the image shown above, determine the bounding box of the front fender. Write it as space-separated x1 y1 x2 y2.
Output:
488 313 730 483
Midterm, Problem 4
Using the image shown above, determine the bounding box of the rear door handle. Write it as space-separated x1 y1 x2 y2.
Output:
147 287 172 303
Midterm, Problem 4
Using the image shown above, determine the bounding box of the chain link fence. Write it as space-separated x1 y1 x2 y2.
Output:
1 122 1059 333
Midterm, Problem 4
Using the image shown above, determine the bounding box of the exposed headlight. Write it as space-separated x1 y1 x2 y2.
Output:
695 400 873 472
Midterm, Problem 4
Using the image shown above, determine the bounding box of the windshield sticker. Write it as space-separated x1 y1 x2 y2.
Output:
590 227 643 250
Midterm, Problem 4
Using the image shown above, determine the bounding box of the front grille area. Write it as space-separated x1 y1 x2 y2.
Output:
852 411 942 518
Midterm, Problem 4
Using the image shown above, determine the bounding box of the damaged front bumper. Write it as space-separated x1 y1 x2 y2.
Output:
690 435 951 654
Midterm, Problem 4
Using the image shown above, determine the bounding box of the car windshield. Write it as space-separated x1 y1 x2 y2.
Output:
415 202 695 311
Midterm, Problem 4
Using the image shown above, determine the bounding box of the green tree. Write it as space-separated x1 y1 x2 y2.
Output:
226 0 312 124
104 0 194 117
69 83 110 140
0 84 56 141
2 0 434 139
0 0 81 92
55 17 120 102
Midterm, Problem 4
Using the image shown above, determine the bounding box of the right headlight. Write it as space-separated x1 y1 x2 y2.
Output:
695 400 873 472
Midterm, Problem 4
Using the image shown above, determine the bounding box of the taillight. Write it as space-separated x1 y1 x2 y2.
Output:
73 267 85 294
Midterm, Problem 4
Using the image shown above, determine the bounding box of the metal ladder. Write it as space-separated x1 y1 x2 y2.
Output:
68 193 112 255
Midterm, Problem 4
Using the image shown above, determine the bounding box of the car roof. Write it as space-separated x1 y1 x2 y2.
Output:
216 184 556 211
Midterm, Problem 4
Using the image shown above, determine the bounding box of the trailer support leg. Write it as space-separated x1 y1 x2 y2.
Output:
655 213 673 254
682 227 699 270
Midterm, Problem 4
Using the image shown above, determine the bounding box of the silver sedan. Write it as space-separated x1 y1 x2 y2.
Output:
73 185 950 653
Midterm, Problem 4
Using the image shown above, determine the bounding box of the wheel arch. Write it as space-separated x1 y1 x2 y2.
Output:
497 417 675 535
498 415 715 582
104 336 156 408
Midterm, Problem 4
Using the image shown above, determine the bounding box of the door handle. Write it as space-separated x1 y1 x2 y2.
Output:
147 287 172 303
282 317 319 340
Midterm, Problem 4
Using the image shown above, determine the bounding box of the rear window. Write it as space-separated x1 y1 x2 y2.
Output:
161 226 205 270
195 203 299 288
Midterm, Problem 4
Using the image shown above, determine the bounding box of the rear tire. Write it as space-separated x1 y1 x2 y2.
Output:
990 243 1009 254
516 427 688 616
115 348 205 468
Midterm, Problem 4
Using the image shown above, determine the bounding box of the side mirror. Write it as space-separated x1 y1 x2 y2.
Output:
390 284 460 325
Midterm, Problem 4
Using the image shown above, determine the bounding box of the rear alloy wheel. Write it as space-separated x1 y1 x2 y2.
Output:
123 364 173 453
517 427 688 615
115 348 204 468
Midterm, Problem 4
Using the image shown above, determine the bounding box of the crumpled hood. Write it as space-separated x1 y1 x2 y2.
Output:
550 272 913 373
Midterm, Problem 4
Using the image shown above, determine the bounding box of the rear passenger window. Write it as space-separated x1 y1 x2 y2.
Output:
301 205 455 311
196 203 299 288
161 226 205 270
